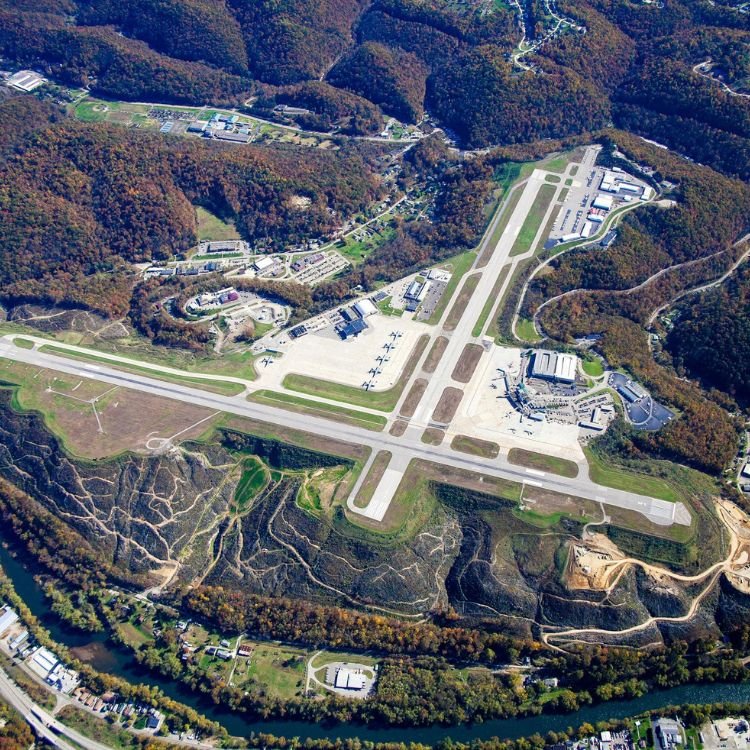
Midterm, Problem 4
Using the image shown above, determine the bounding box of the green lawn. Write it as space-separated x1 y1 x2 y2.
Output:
195 206 241 242
249 389 387 430
544 154 570 173
585 446 680 502
13 338 35 349
233 456 270 512
426 251 477 325
510 184 557 256
507 448 578 478
515 317 542 342
337 225 396 265
376 295 404 317
39 345 251 395
241 643 307 700
74 100 115 123
451 435 500 459
582 358 605 377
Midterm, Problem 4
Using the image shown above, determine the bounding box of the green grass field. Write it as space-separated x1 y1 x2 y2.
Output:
249 389 387 430
196 207 240 242
582 358 605 377
233 456 270 512
510 184 557 256
241 643 307 700
507 448 578 478
543 155 570 173
515 317 542 342
585 446 680 502
74 100 115 123
376 295 404 317
337 225 396 265
41 346 246 396
451 435 500 459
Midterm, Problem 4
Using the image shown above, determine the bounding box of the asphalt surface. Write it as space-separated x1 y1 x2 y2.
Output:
0 665 107 750
0 339 691 527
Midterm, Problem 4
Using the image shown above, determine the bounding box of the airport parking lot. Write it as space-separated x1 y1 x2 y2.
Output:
609 372 674 430
292 251 350 285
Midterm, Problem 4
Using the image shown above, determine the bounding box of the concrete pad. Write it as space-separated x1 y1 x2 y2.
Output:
450 344 585 462
256 313 430 392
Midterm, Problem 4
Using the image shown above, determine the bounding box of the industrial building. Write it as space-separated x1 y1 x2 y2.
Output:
653 718 683 750
616 379 647 403
334 668 368 691
0 606 18 636
337 318 368 340
253 257 276 274
592 194 614 211
6 70 45 92
354 299 378 318
530 350 577 383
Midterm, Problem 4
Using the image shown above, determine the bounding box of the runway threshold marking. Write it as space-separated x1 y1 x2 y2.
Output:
525 468 546 477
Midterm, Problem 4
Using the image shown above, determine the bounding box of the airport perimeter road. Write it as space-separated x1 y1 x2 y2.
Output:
0 340 691 529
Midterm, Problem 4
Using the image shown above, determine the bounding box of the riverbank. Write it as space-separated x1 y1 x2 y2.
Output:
2 536 750 745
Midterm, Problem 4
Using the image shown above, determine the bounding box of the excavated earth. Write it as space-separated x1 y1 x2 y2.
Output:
1 398 749 640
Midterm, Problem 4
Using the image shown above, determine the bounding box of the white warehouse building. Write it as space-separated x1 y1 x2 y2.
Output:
530 350 578 383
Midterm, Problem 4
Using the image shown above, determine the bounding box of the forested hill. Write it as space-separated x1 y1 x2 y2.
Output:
4 0 750 168
0 97 381 318
668 265 750 406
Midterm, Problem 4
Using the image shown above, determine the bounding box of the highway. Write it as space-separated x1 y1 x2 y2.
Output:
0 338 690 527
0 665 109 750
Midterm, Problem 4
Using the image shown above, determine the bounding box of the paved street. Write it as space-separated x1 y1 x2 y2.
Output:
0 665 108 750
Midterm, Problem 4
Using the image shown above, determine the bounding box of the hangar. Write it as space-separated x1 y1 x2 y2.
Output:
530 350 577 383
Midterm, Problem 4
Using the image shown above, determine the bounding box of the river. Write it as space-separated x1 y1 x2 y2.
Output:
1 537 749 744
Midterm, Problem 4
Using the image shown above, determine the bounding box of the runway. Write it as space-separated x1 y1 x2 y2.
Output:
0 338 691 528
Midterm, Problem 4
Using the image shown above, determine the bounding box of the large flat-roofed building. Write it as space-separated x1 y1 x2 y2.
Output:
334 668 367 690
654 718 683 750
253 256 275 274
0 607 18 636
7 70 45 92
354 299 377 318
530 350 577 383
593 194 615 211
